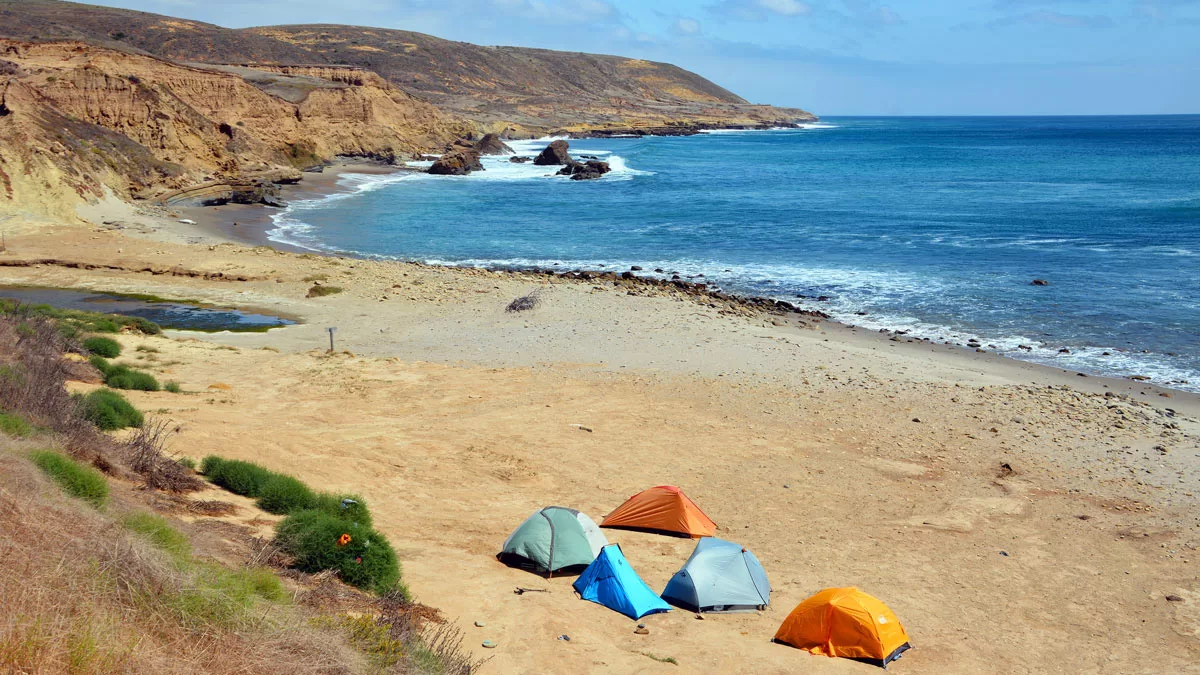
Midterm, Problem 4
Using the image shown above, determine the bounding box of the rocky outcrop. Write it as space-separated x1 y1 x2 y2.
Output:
428 148 483 175
509 156 531 164
474 133 513 155
533 140 572 166
557 160 610 181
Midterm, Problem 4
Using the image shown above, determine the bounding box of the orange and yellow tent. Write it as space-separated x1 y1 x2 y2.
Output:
600 485 716 538
774 587 911 669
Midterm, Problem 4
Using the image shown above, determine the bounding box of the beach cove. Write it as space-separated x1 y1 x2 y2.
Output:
1 213 1199 672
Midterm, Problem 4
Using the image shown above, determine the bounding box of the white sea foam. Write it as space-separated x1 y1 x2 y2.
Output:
266 171 416 250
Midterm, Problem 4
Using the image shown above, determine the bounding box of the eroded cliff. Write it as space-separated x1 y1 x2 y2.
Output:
0 40 468 217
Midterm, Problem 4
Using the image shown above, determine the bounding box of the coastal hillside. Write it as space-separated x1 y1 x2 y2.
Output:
0 39 468 219
0 0 815 134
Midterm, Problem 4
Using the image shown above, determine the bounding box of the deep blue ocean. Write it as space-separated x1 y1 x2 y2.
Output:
269 116 1200 391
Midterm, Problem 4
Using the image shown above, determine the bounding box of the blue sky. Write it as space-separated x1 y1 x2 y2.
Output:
91 0 1200 115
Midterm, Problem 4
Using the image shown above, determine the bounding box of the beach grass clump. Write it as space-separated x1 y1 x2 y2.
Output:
311 491 373 527
0 410 35 437
89 357 160 391
122 512 192 562
103 365 161 392
256 473 318 515
82 336 121 358
306 285 343 298
164 381 182 394
275 509 403 597
30 450 109 507
200 457 274 497
77 389 143 431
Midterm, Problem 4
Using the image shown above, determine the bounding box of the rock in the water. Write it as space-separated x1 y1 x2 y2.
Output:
509 156 532 163
474 133 514 156
428 148 483 176
557 160 611 181
1031 279 1049 286
533 139 572 166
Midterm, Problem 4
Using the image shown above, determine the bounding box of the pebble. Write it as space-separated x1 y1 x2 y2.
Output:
474 621 486 628
482 640 498 648
1166 594 1184 602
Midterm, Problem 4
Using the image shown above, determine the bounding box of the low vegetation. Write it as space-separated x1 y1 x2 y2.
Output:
307 284 344 298
201 455 393 595
77 388 143 430
90 356 161 391
30 449 109 507
0 298 160 338
0 309 479 674
277 509 403 597
82 335 121 358
0 410 34 438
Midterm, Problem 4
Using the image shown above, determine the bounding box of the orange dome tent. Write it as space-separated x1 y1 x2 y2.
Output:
774 587 911 669
600 485 716 538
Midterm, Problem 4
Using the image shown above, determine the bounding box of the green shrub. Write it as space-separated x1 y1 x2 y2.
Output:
177 457 196 470
199 455 224 476
103 364 160 392
256 474 317 515
77 389 143 431
275 509 401 596
82 336 121 358
0 410 34 437
30 450 109 507
89 355 113 376
164 381 182 393
122 512 191 562
204 458 274 497
311 491 373 527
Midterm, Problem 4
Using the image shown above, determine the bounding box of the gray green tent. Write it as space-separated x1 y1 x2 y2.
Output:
498 506 608 575
661 537 771 612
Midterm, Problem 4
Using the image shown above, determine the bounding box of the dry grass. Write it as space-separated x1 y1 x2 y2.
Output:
504 288 543 313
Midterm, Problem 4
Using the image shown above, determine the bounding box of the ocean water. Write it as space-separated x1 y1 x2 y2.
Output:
269 116 1200 391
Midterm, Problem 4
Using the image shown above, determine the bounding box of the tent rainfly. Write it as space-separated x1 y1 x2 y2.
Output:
661 537 770 612
498 506 607 575
600 485 716 538
572 544 671 620
774 587 911 669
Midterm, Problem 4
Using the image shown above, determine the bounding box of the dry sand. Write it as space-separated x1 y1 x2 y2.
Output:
2 200 1199 674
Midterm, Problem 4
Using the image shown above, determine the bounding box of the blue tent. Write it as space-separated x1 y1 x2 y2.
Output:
661 537 771 612
572 544 671 620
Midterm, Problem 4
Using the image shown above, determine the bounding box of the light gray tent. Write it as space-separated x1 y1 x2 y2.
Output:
661 537 771 612
498 506 608 575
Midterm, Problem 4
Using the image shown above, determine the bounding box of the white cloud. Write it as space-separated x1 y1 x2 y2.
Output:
672 17 703 34
709 0 813 22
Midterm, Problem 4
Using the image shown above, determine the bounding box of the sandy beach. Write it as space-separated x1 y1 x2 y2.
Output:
1 188 1199 674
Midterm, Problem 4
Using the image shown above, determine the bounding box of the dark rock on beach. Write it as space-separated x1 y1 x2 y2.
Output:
533 139 573 166
509 156 531 163
428 148 483 175
474 133 514 156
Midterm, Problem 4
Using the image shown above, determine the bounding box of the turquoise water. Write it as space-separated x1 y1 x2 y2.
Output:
269 117 1200 390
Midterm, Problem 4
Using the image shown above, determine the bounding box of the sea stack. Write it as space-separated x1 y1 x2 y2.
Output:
474 133 514 156
533 139 573 165
428 148 484 175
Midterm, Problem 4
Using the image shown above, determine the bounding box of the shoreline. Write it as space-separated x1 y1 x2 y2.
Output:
52 152 1200 400
144 157 1200 398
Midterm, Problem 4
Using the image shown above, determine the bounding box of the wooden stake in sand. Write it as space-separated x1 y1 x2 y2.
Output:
326 326 338 352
